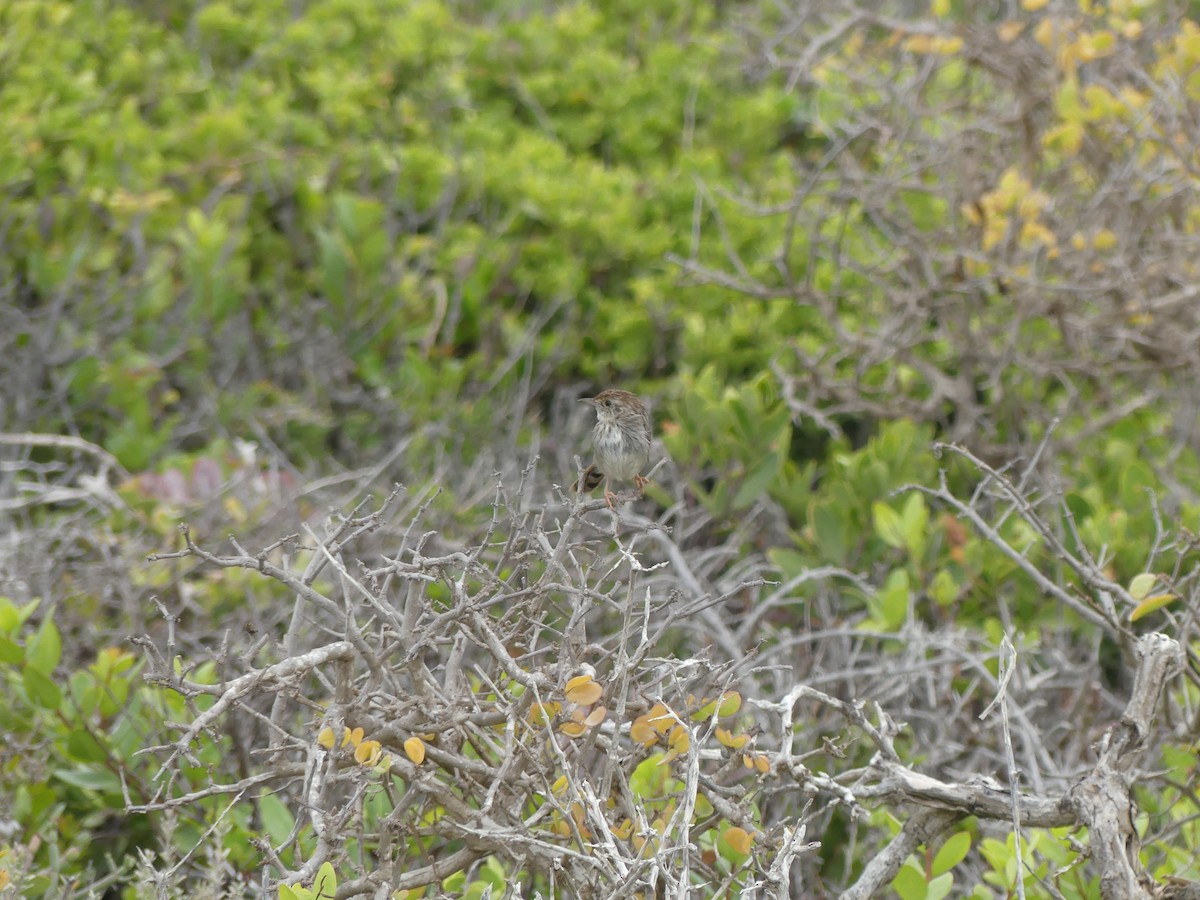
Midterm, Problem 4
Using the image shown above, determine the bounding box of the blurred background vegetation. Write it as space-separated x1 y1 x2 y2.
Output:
3 0 1200 895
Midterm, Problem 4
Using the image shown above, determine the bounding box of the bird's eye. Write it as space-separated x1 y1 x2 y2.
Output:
603 399 612 407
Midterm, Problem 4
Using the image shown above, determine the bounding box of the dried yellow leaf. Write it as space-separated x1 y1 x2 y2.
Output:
565 674 604 706
611 818 634 840
560 720 588 738
998 21 1025 43
716 727 749 750
630 716 658 746
723 826 753 855
668 725 690 753
646 703 675 733
355 740 382 766
404 736 426 765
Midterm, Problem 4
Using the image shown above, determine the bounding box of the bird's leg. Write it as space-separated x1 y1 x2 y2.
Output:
604 477 618 510
633 474 648 495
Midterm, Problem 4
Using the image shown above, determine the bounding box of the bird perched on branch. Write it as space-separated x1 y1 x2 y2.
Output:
571 389 651 509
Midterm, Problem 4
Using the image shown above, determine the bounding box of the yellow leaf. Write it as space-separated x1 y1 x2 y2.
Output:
1043 122 1084 156
668 725 690 753
717 691 742 718
716 727 750 750
998 21 1025 43
1077 31 1116 61
1092 228 1117 250
552 775 568 794
529 701 561 726
630 716 659 746
904 35 935 54
723 826 754 855
1033 18 1057 50
348 727 364 748
1131 593 1177 622
584 706 607 727
317 726 336 749
355 739 382 766
570 802 590 836
404 736 426 765
647 703 676 733
612 818 634 839
565 674 604 706
1022 0 1049 9
560 720 588 738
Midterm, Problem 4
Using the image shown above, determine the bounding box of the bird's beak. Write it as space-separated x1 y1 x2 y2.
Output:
579 397 598 407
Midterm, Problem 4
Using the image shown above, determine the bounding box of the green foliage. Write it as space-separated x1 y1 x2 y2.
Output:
892 830 971 900
279 861 337 900
1 0 801 472
0 599 156 895
769 419 936 590
972 828 1101 899
663 368 796 517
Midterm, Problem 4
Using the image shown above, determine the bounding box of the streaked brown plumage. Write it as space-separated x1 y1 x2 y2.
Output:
571 389 651 508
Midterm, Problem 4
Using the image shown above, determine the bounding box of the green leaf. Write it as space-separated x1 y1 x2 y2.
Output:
0 597 41 633
733 451 781 509
27 615 62 674
810 500 849 562
926 872 954 900
53 767 121 793
1127 573 1156 602
868 570 910 631
892 861 928 900
769 547 809 580
899 492 929 558
0 634 23 664
873 501 906 549
312 861 337 899
1063 491 1093 521
482 855 507 887
23 664 62 709
66 728 110 764
932 830 971 876
259 793 296 845
928 570 958 607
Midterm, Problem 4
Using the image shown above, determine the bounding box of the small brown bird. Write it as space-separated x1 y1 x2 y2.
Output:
572 389 652 509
